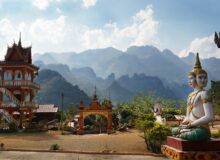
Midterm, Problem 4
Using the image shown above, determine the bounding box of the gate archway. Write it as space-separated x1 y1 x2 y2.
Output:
84 113 107 134
78 92 112 135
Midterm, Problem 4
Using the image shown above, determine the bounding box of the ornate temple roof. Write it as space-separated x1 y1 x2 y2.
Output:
80 87 112 111
4 34 32 64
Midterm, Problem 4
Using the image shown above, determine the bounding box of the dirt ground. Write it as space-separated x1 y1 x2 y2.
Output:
0 151 169 160
0 129 147 153
0 124 219 160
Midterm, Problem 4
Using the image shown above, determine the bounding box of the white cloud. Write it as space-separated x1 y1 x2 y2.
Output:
132 5 159 46
0 18 19 58
56 7 62 13
81 0 97 8
179 34 220 58
0 16 69 59
30 16 66 43
80 5 159 51
32 0 61 10
0 4 159 57
0 19 33 59
0 18 17 39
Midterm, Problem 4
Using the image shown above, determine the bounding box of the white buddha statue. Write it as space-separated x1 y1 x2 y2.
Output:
172 53 214 141
153 103 166 124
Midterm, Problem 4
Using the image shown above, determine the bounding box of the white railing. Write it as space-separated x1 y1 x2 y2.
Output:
0 80 40 89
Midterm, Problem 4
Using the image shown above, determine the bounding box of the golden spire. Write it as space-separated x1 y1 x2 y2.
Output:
193 53 202 74
93 86 97 101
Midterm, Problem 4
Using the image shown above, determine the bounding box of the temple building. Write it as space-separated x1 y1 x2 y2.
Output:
0 34 40 129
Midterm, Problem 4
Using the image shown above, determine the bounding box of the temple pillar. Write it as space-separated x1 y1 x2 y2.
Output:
107 111 112 134
0 68 3 87
78 111 84 135
0 92 2 105
22 69 25 81
19 110 23 129
12 69 15 80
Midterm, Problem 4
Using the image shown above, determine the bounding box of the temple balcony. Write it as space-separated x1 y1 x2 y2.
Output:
0 80 40 89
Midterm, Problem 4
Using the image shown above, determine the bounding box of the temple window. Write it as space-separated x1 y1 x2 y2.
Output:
14 70 22 80
3 94 10 102
4 71 12 80
25 72 31 80
24 92 30 102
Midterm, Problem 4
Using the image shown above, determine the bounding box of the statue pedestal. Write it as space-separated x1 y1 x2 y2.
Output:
161 136 220 160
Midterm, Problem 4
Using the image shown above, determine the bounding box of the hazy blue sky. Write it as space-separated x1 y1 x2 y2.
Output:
0 0 219 58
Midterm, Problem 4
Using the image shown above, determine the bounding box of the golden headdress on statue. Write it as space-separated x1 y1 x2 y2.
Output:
189 53 207 76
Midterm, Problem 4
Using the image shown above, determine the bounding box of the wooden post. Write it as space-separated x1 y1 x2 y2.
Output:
78 111 84 135
107 111 112 134
19 110 23 129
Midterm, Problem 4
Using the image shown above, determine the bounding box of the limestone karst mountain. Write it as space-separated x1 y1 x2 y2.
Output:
33 45 220 104
34 69 91 108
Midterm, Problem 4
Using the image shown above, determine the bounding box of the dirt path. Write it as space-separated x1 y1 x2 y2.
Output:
0 151 169 160
0 130 147 153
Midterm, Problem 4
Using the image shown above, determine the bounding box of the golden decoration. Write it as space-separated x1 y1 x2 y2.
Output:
201 96 213 104
193 53 202 74
161 145 220 160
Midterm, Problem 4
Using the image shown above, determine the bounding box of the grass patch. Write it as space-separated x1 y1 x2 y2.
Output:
50 144 60 151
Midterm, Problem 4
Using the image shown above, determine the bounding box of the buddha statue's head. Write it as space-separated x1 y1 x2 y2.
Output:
188 71 197 89
190 53 208 89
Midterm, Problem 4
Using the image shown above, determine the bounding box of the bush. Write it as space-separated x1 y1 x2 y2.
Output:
84 125 92 131
50 144 60 150
146 123 171 153
135 112 171 153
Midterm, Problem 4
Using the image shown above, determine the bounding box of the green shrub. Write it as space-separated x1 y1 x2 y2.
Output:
146 123 171 153
135 112 171 153
50 144 60 150
84 125 92 131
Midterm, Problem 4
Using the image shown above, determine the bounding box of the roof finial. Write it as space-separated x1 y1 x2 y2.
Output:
107 92 112 108
108 92 111 101
93 86 97 101
18 32 22 46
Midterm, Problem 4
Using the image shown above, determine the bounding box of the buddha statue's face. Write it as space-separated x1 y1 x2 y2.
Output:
196 73 208 89
188 75 197 89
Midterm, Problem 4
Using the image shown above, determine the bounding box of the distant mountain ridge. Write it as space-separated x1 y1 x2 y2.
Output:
35 69 91 108
34 62 191 104
33 45 220 83
33 45 220 104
